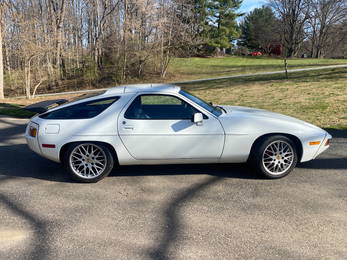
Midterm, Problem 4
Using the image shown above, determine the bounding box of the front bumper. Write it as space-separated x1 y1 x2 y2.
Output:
313 133 332 159
301 132 332 162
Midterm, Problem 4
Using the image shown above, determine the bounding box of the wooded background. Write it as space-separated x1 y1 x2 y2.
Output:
0 0 346 99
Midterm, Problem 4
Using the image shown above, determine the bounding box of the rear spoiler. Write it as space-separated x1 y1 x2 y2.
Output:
24 99 68 114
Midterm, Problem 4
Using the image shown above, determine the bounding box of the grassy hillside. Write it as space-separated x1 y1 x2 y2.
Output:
168 56 347 82
1 58 346 129
179 67 347 129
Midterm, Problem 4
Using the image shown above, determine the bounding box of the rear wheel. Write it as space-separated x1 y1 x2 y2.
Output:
250 135 298 178
63 142 114 183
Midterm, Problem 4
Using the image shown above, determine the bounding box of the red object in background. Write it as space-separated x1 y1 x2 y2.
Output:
269 44 282 56
251 51 263 56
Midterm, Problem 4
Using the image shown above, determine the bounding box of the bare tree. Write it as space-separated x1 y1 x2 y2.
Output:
308 0 347 58
1 0 198 98
324 20 347 58
269 0 311 57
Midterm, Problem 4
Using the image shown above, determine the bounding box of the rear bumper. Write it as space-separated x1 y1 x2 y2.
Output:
25 122 42 156
25 121 61 163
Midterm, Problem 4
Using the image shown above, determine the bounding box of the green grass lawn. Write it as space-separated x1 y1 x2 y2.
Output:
168 56 347 82
178 67 347 129
0 103 36 118
1 58 346 130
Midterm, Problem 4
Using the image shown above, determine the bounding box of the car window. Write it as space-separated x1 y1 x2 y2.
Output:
39 96 119 119
124 94 207 120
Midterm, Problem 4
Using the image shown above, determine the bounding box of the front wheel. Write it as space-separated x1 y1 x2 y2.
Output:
63 142 114 183
250 135 298 178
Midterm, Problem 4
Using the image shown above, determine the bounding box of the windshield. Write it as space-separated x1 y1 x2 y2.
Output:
179 90 223 117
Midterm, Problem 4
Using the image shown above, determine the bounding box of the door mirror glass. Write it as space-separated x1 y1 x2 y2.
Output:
193 113 203 125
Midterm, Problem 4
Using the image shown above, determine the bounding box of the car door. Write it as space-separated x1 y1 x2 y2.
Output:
117 93 225 160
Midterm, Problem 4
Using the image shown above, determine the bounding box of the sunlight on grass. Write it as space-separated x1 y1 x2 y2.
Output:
179 68 347 129
168 56 347 82
1 66 346 129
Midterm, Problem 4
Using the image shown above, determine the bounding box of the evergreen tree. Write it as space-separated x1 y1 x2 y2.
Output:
240 6 280 53
207 0 242 52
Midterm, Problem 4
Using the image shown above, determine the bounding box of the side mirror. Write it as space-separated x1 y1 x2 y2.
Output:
193 113 203 125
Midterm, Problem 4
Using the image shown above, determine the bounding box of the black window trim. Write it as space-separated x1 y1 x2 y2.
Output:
124 93 209 120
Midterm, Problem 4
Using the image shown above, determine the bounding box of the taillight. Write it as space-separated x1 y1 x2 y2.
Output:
29 126 37 137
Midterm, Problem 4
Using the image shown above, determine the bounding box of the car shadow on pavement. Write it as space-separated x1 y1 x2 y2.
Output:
324 128 347 138
1 142 346 183
0 144 71 182
0 118 27 144
112 163 261 179
0 144 262 182
299 158 347 170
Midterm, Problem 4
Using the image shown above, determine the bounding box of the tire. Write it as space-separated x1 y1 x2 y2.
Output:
63 142 114 183
250 135 298 179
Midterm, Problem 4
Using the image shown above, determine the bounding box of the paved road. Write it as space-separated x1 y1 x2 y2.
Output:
0 117 346 259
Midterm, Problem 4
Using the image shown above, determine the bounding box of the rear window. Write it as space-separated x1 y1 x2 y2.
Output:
39 96 119 119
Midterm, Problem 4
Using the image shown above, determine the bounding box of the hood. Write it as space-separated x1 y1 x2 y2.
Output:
220 105 323 131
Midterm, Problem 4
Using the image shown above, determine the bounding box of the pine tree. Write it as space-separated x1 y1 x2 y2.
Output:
207 0 242 53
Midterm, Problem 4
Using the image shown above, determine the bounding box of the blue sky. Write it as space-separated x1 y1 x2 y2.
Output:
239 0 266 13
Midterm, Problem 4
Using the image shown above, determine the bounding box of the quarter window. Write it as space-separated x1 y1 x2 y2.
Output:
39 97 119 119
124 95 207 120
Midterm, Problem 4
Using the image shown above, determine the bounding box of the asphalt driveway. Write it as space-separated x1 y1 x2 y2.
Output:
0 117 346 259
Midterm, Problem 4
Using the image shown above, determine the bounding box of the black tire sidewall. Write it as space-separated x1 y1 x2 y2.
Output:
252 135 298 179
63 142 114 183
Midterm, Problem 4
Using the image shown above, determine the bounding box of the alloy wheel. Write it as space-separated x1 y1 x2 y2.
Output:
262 140 294 175
69 143 107 179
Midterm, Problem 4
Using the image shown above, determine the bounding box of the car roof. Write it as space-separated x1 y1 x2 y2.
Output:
104 84 181 95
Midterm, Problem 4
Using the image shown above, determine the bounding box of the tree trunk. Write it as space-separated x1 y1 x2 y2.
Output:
283 57 288 79
0 7 4 99
122 0 128 81
54 0 66 79
4 43 11 81
24 62 31 99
